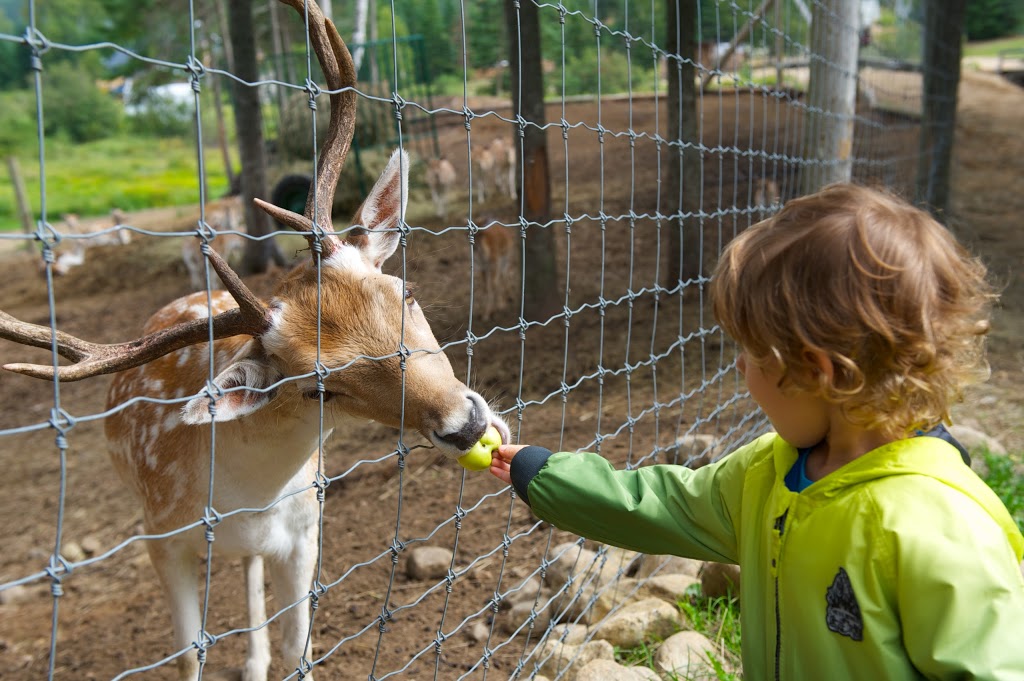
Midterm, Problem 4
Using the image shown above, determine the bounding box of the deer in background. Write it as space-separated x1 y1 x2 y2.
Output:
425 156 457 219
753 175 782 220
181 194 247 290
39 209 133 277
476 220 517 318
470 141 495 204
488 136 516 199
0 2 509 679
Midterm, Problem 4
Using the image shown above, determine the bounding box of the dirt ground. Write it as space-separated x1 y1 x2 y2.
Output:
0 69 1021 680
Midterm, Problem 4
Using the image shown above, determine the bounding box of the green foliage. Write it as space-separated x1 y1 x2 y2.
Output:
965 0 1024 41
554 47 658 97
41 62 122 143
981 452 1024 532
0 89 38 154
614 585 743 681
0 135 230 232
677 590 743 662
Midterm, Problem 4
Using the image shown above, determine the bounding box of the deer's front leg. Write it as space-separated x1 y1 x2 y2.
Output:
268 521 318 680
243 554 271 681
147 539 202 681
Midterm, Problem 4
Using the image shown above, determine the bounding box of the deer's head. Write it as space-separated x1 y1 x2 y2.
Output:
0 0 509 458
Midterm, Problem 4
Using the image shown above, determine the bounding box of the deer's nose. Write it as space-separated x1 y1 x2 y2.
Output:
435 393 488 452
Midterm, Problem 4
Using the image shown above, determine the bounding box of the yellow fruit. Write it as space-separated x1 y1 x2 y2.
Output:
457 425 502 471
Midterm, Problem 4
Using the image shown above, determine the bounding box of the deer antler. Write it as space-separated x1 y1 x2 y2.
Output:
254 0 357 260
1 249 270 382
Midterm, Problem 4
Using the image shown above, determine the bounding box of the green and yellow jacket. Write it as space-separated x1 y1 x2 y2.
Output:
509 433 1024 681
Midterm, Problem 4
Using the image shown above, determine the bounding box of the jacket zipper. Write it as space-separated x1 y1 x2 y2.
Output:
773 509 788 681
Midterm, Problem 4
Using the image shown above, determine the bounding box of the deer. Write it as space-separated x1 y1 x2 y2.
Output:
181 194 247 290
488 136 516 199
475 220 517 319
470 141 495 204
753 175 782 220
424 156 457 219
0 2 510 680
39 210 133 277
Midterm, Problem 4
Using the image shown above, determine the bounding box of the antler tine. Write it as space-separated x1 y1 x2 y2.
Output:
256 0 358 260
1 249 270 382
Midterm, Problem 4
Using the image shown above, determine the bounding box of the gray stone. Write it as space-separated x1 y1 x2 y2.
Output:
404 546 453 581
575 659 658 681
634 554 703 579
539 638 615 681
699 562 741 601
590 597 681 649
655 630 728 680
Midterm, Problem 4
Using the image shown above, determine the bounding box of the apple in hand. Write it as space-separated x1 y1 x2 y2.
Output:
457 425 502 471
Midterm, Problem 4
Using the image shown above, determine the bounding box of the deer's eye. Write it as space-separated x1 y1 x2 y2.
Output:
404 282 417 304
302 388 335 402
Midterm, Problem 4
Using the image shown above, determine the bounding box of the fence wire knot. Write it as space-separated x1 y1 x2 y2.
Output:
36 219 62 250
434 630 447 654
392 92 406 120
185 55 205 92
305 79 321 110
45 554 72 595
313 470 330 502
462 106 475 130
49 407 76 439
23 26 51 58
202 507 222 543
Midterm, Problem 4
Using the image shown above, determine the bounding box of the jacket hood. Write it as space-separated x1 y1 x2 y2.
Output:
771 434 1024 561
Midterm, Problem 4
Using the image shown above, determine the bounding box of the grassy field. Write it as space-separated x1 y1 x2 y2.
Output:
963 35 1024 58
1 136 231 233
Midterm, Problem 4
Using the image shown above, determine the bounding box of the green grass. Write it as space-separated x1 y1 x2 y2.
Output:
1 135 231 233
963 35 1024 58
616 585 742 681
981 451 1024 532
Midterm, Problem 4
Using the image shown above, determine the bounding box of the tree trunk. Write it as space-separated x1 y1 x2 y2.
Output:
505 0 558 321
799 0 859 195
916 0 966 222
352 0 370 74
6 155 34 248
227 0 284 272
665 0 703 287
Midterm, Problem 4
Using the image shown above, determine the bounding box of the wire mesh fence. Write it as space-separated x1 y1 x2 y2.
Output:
0 1 958 679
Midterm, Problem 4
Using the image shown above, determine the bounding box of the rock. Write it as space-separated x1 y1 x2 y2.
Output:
505 599 554 635
539 638 615 681
549 623 590 646
575 659 659 681
590 597 680 649
466 621 490 643
62 541 86 564
0 584 39 606
80 535 103 557
672 433 725 468
948 424 1006 456
655 630 728 679
636 573 701 602
699 562 741 601
503 575 544 609
634 554 703 579
404 546 453 581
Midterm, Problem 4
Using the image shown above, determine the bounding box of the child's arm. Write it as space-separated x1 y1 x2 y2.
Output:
894 485 1024 678
489 441 756 563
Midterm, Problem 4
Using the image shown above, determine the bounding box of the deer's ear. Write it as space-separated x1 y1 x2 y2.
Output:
351 148 408 269
181 357 282 424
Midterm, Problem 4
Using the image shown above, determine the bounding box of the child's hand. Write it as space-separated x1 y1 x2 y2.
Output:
489 444 530 485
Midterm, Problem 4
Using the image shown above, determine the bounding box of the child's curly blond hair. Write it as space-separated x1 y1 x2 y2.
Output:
710 183 997 439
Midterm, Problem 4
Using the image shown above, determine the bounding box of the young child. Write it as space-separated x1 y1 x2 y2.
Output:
489 183 1024 680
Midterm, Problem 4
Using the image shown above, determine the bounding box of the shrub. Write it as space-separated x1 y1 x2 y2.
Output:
0 89 38 154
41 62 121 143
